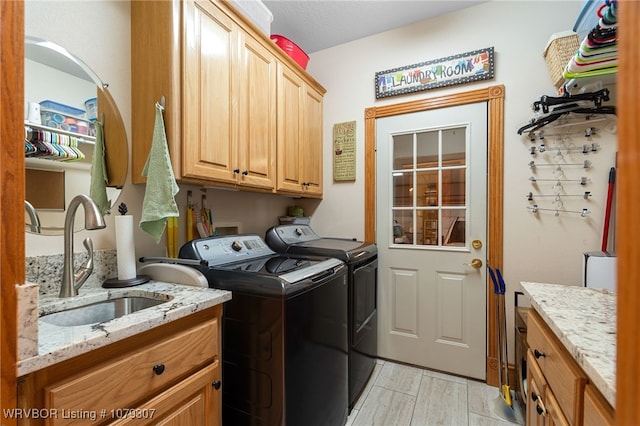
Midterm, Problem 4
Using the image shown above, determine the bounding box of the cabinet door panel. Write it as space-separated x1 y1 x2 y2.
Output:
277 63 304 192
527 350 547 426
183 0 237 182
45 319 218 425
546 388 570 426
238 33 276 189
111 362 220 426
583 384 614 426
302 86 323 196
528 310 586 425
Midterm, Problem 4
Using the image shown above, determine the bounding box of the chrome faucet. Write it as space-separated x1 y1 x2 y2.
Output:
59 194 107 298
24 200 41 234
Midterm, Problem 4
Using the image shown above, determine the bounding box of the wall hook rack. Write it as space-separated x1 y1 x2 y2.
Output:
527 191 592 201
529 160 591 170
529 176 589 185
529 127 600 142
527 204 590 217
529 143 600 155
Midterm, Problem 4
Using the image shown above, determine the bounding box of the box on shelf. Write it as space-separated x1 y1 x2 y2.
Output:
543 31 580 88
271 35 309 70
84 97 97 121
40 108 95 136
39 100 85 117
228 0 273 35
279 216 311 225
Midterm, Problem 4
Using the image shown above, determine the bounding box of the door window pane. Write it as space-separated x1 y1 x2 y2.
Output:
442 169 465 206
390 126 468 248
392 211 413 244
442 209 466 247
416 131 438 167
393 172 413 207
416 171 438 207
393 134 413 170
442 127 466 165
419 209 438 246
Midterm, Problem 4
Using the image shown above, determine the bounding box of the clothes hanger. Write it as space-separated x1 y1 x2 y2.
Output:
517 105 616 135
533 88 610 113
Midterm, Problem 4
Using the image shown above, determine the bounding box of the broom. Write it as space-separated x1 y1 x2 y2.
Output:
488 266 519 423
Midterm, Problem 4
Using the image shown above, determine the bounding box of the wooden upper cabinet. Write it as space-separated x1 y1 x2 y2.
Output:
237 31 277 189
182 0 238 184
302 86 323 196
131 0 323 196
276 63 324 197
276 63 304 193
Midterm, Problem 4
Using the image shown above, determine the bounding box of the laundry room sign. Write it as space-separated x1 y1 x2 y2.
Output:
333 121 356 182
374 47 495 99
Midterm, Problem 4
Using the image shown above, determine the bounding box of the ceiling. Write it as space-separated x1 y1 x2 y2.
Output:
261 0 488 54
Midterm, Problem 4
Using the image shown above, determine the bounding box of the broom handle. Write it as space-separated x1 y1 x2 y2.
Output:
601 167 615 252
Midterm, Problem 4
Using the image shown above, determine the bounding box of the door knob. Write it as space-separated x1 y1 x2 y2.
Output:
465 259 482 269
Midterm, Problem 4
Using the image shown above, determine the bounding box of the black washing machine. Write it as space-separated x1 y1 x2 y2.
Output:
179 234 348 426
265 224 377 410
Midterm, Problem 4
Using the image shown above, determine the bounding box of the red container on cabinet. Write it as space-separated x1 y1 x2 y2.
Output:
270 34 309 70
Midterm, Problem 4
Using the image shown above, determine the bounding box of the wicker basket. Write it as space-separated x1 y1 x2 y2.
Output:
544 31 580 87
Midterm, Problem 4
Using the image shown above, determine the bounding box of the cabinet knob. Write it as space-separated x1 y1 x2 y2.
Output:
242 170 248 175
233 168 240 174
212 380 221 390
152 364 165 375
534 349 546 359
531 391 547 416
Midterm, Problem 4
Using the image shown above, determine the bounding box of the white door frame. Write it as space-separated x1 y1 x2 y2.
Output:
364 85 505 385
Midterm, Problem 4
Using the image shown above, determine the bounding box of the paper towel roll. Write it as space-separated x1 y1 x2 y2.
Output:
115 215 137 280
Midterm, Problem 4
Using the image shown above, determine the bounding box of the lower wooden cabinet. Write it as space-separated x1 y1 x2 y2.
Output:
110 362 220 426
525 308 614 426
527 351 547 426
17 306 222 426
527 349 571 426
527 310 586 425
583 384 614 426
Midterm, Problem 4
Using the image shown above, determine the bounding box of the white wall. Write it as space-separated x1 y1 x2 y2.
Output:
23 0 616 368
24 1 295 259
24 1 617 296
305 0 617 294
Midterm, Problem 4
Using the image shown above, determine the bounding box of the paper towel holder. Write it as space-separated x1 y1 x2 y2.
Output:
102 275 150 288
103 202 150 288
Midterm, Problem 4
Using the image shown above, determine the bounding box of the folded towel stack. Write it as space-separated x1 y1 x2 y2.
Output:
564 0 618 80
140 102 180 243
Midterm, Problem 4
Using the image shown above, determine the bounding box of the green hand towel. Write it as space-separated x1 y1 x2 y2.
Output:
89 120 110 215
140 103 179 243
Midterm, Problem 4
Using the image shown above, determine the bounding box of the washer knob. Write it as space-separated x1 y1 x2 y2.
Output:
231 241 243 252
295 228 303 236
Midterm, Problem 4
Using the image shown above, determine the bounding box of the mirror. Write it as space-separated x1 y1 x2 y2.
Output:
24 36 128 235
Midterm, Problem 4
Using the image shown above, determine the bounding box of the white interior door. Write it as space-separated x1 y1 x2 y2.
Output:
376 102 488 379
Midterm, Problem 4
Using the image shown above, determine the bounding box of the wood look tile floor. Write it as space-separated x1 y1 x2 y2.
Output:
346 360 525 426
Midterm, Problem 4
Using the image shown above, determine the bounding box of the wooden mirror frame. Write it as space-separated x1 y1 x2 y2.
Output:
364 84 505 385
24 36 128 234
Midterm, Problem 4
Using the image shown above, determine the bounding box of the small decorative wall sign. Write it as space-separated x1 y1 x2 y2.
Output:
375 47 495 99
333 121 356 182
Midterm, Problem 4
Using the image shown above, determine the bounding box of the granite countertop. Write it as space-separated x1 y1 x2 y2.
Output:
520 282 616 408
17 282 232 377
